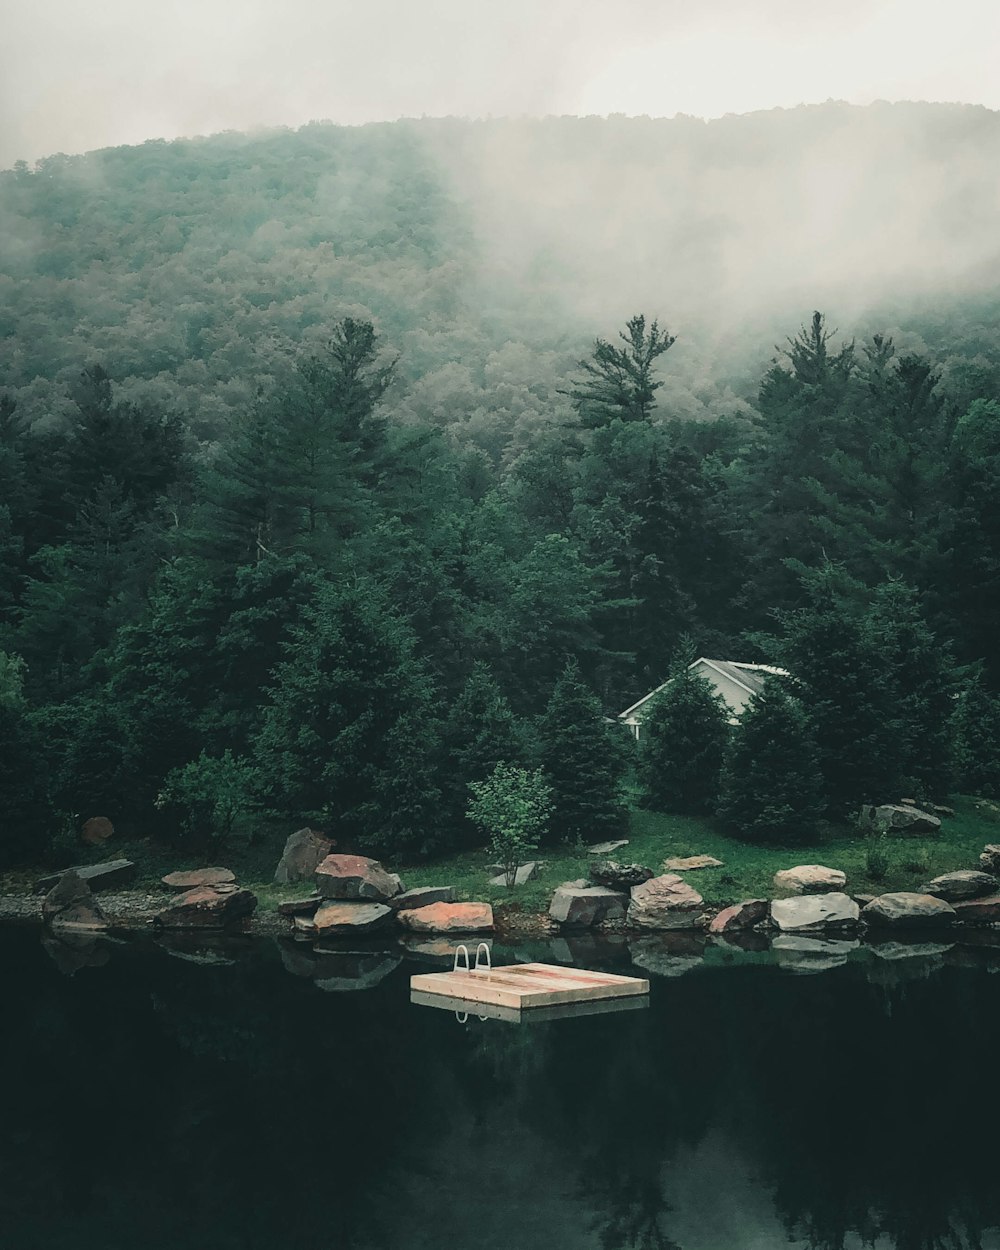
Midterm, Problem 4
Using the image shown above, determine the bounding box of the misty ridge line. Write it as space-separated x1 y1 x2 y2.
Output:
1 101 999 444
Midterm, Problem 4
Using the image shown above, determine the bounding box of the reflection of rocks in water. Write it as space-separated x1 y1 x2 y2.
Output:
398 936 494 967
869 940 954 961
276 936 319 977
710 930 771 954
40 929 111 975
545 933 630 967
629 933 706 978
864 939 951 987
155 931 247 966
773 934 859 974
312 950 400 992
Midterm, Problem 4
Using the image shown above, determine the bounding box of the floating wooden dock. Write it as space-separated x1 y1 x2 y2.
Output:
411 987 649 1023
410 961 650 1014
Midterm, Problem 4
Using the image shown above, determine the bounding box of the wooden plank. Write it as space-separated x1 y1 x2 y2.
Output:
409 961 650 1010
411 988 650 1023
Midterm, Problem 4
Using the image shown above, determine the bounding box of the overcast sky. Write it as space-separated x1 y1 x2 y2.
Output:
3 0 999 169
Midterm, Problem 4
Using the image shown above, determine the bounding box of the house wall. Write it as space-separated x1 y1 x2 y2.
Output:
690 661 755 720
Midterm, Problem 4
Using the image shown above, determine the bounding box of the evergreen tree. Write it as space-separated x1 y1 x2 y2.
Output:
564 314 675 428
536 659 629 845
636 663 730 815
716 681 824 843
0 652 50 867
951 676 1000 798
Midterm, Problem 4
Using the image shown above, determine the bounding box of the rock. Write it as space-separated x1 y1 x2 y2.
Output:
953 895 1000 924
386 873 405 895
930 804 955 817
489 862 539 887
872 804 942 835
273 827 334 885
588 861 654 890
390 886 455 911
80 816 114 845
662 855 724 871
313 900 393 936
773 934 859 974
549 885 627 927
852 893 878 908
900 797 918 806
587 839 629 855
560 878 589 890
627 874 707 931
770 893 860 933
42 871 108 931
630 934 705 977
154 885 258 929
162 867 235 890
980 845 1000 875
708 899 768 934
773 865 847 895
292 915 319 939
396 902 494 933
315 854 401 901
276 894 322 916
924 871 997 902
862 892 956 928
35 859 137 894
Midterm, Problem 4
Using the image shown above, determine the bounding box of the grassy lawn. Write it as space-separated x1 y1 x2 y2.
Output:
4 797 998 918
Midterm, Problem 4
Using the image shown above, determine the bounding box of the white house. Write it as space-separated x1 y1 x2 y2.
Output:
618 658 789 740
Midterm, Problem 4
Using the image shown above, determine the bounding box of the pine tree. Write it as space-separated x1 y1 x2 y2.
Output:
636 663 730 815
564 314 675 428
951 676 1000 798
716 681 824 843
0 652 49 867
536 659 629 845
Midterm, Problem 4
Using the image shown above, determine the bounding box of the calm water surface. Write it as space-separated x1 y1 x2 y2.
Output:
1 925 999 1250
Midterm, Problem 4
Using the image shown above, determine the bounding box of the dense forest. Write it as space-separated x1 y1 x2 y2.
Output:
3 103 1000 867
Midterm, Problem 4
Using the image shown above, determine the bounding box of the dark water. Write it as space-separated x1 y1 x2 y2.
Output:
2 926 999 1250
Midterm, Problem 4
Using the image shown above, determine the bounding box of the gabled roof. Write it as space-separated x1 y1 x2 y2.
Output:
618 658 789 721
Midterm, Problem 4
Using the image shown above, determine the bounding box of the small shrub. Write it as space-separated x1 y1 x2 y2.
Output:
902 847 932 875
467 763 553 888
865 834 891 882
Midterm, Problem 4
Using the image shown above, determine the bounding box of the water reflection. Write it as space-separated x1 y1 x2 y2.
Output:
3 923 999 1250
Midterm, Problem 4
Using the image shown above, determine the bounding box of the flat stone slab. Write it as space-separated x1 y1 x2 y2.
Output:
549 885 627 927
313 900 393 936
953 895 1000 924
924 871 997 902
35 859 137 895
862 892 956 928
390 886 456 911
162 868 235 890
773 865 846 895
276 894 321 916
587 839 629 855
489 862 539 887
396 902 494 933
872 804 942 835
770 892 860 932
663 855 724 871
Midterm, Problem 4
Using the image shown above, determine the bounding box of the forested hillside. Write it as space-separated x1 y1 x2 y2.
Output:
3 103 1000 866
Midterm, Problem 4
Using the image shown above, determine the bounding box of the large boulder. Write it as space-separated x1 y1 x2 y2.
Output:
80 816 114 845
396 902 494 933
42 871 107 932
872 804 942 836
313 901 393 936
980 845 1000 875
627 874 707 931
162 867 235 890
862 892 956 928
390 886 455 911
953 895 1000 925
154 885 258 929
770 893 860 933
773 865 846 895
924 871 997 902
708 899 768 934
34 859 137 894
549 885 627 927
315 854 401 902
274 827 333 885
588 861 654 890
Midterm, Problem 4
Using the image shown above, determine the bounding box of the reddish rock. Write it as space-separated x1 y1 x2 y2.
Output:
953 895 1000 924
313 900 393 936
162 867 235 890
154 885 257 929
315 854 400 902
708 899 768 934
81 816 114 845
627 874 706 931
397 902 494 933
274 827 334 885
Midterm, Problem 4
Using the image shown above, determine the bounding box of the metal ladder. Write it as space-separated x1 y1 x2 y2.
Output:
453 942 492 1023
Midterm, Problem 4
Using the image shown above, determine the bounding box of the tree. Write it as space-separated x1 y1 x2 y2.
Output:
467 763 553 887
951 676 1000 798
155 750 260 847
564 315 675 428
0 651 50 867
716 681 824 842
536 659 629 845
636 663 730 814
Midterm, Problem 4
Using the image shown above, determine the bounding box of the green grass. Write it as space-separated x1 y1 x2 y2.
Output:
5 797 998 918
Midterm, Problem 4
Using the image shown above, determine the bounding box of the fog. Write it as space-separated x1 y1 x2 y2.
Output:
4 0 1000 169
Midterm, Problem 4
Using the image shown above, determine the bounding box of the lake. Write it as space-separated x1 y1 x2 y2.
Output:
2 925 999 1250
